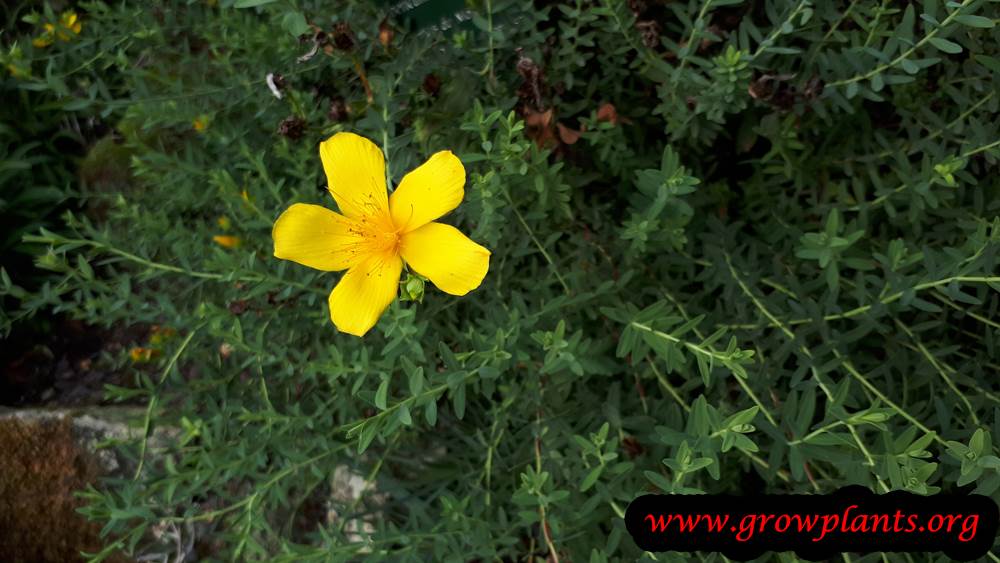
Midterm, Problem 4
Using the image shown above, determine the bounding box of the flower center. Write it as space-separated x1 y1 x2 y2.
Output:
370 228 400 255
347 213 400 257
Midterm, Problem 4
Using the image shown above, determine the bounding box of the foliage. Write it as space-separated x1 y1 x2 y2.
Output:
0 0 113 316
3 0 1000 561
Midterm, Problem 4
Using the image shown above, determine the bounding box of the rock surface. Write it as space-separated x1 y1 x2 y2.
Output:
0 408 151 563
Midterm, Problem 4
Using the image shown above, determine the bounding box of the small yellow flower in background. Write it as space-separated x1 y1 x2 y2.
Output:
272 132 491 337
149 325 177 346
4 46 28 76
33 11 82 48
193 115 210 132
213 235 241 249
129 347 161 363
217 215 231 230
51 11 82 40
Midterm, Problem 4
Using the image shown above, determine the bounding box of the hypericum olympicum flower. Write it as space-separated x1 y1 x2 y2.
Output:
272 132 490 336
33 11 82 48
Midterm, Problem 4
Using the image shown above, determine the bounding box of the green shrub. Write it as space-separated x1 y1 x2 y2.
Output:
0 1 107 323
4 0 1000 560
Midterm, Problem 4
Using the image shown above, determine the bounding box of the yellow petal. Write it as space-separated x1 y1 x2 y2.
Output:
273 203 369 271
400 222 489 296
320 132 390 221
389 151 465 233
328 253 402 336
33 35 52 48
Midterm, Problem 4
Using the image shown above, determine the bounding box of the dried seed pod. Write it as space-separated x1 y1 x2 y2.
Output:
328 96 349 122
748 75 777 100
627 0 647 16
515 49 539 80
422 73 441 97
378 19 394 48
277 116 306 140
635 20 660 49
515 48 545 110
228 300 249 315
801 76 825 100
332 22 354 51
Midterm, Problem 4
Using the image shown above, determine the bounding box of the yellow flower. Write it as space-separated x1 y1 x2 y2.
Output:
149 325 177 346
272 132 491 336
129 347 161 362
34 12 81 47
217 215 231 230
56 11 82 39
213 235 241 248
193 116 209 132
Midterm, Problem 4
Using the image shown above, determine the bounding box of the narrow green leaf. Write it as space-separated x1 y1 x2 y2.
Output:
375 379 389 410
954 15 994 28
581 466 603 491
233 0 278 6
358 422 379 453
425 399 438 426
398 404 412 426
928 37 962 54
408 367 425 396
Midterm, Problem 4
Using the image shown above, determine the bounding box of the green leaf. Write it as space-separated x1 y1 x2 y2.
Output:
954 15 994 28
899 5 916 41
971 429 987 456
233 0 278 7
643 470 673 492
906 433 937 455
281 11 310 37
453 384 466 419
977 55 1000 73
928 37 962 54
696 353 712 387
358 422 379 454
397 404 412 426
580 466 603 491
408 367 425 396
375 379 389 410
723 406 759 429
900 58 920 73
424 399 438 426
